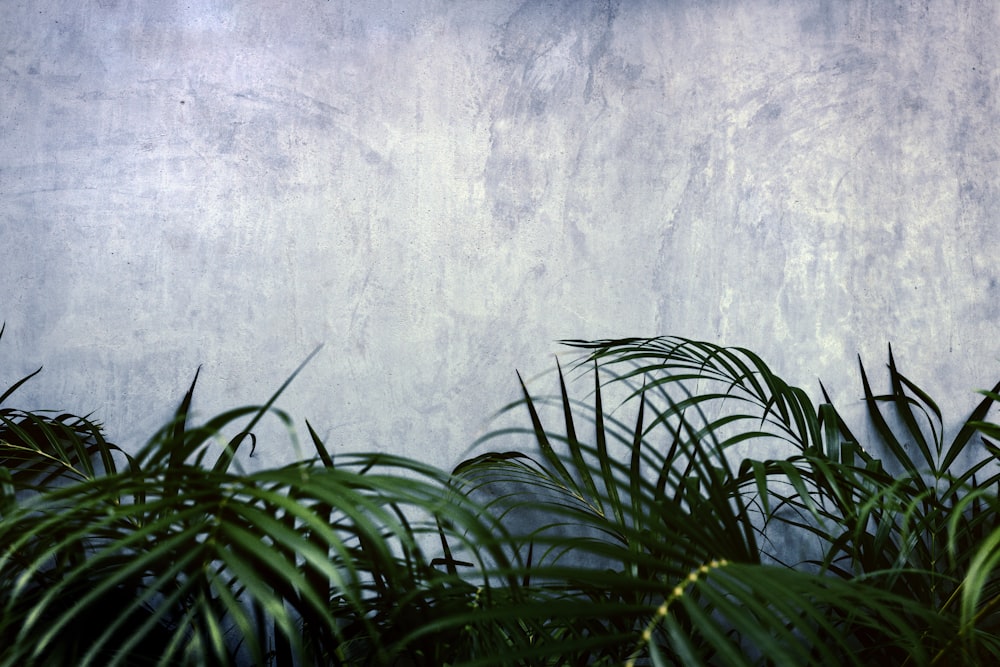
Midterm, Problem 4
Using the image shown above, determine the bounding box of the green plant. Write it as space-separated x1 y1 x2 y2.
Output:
3 330 1000 665
452 337 1000 664
0 337 517 666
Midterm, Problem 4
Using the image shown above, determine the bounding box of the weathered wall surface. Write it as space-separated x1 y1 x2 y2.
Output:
2 1 998 466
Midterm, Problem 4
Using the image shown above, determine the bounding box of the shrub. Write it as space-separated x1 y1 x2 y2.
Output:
2 331 999 665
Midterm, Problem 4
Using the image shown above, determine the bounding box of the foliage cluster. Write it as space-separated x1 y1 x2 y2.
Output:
3 327 1000 665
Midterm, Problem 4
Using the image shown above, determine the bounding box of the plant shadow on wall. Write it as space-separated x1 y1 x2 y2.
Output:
2 322 1000 665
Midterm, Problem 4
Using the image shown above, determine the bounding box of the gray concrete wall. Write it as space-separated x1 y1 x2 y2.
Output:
2 0 998 467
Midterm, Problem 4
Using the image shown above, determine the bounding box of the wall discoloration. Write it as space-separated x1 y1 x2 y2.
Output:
2 1 998 467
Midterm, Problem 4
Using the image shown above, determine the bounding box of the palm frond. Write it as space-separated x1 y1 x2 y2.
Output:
455 336 1000 665
5 330 1000 665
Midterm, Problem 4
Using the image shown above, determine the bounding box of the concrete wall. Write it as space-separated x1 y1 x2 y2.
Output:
2 0 998 467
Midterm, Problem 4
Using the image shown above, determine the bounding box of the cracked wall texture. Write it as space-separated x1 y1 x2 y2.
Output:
2 0 998 467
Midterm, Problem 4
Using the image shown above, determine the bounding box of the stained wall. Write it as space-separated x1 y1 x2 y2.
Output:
2 1 998 466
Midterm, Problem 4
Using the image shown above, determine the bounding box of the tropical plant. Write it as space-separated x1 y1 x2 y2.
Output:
2 329 1000 665
451 337 1000 665
0 336 515 667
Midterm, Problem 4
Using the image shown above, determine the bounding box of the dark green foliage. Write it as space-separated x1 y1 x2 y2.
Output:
0 335 512 666
2 329 999 665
